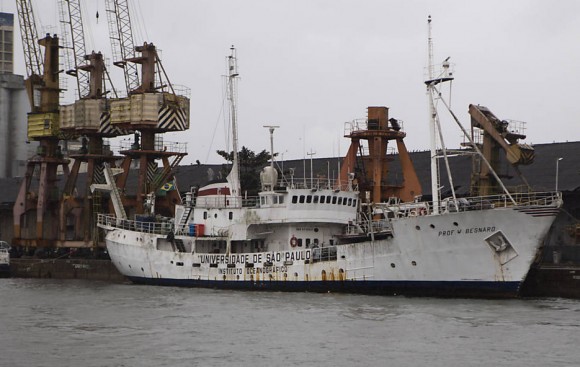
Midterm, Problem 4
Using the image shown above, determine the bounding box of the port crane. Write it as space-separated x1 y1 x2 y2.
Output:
57 0 130 247
340 107 422 205
13 0 69 248
104 0 190 216
467 104 534 196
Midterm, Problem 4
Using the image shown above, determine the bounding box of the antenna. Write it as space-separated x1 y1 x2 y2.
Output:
227 45 241 196
263 125 279 168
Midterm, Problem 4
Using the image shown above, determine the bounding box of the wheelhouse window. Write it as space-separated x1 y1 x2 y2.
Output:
292 196 298 204
313 196 319 204
332 196 337 204
299 195 305 203
306 195 312 203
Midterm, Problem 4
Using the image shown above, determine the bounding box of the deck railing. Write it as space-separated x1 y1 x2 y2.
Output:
97 214 173 235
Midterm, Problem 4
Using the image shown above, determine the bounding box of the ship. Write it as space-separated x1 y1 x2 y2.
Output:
0 241 10 278
96 33 562 298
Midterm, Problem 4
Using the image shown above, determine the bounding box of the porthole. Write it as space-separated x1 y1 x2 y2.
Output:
141 267 144 272
411 261 417 266
415 225 421 230
294 272 299 277
430 224 435 229
128 264 132 269
453 222 459 226
390 263 396 268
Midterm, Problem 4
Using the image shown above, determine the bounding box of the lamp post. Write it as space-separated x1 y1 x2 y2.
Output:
556 157 563 192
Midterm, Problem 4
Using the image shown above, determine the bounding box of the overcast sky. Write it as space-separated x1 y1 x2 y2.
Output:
2 0 579 165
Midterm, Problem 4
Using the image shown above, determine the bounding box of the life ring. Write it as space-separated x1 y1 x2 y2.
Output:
290 236 298 247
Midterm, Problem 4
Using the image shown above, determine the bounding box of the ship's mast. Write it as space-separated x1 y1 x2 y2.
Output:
227 46 241 197
426 16 440 214
426 16 457 213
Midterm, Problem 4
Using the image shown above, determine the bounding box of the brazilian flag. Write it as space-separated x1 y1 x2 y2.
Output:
161 181 175 191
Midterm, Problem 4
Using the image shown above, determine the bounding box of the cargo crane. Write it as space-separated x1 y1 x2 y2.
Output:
340 107 422 206
467 104 534 196
57 0 130 247
105 0 139 95
13 0 69 248
105 0 190 216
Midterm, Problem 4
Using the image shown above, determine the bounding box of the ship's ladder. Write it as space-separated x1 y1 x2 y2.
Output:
90 163 127 220
178 205 193 233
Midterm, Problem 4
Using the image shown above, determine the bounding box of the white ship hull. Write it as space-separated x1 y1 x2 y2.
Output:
103 203 558 297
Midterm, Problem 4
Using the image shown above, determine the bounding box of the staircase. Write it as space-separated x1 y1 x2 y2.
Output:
178 206 193 234
104 163 127 219
90 163 127 220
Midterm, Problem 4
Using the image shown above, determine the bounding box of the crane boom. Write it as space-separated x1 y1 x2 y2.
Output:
16 0 42 78
59 0 90 99
105 0 139 95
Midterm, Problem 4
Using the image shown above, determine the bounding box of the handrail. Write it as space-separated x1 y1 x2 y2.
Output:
373 191 561 219
97 214 173 235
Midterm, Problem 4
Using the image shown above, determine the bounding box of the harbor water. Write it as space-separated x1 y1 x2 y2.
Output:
1 279 579 367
